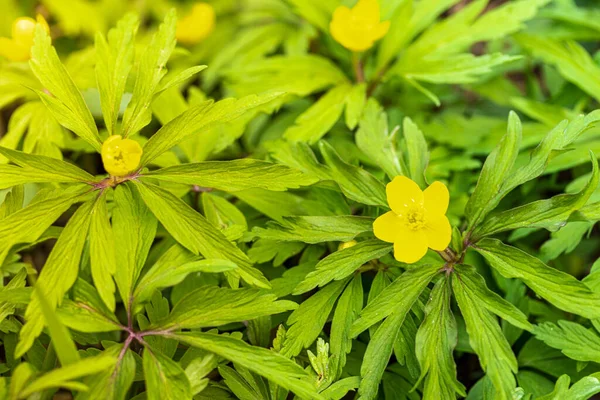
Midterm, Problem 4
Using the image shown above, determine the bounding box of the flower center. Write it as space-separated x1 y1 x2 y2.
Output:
404 205 426 230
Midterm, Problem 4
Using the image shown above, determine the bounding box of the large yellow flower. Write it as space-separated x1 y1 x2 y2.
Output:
330 0 390 52
0 15 49 62
176 2 216 45
373 176 452 264
101 135 143 177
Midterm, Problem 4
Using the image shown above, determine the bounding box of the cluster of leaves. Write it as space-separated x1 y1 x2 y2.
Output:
3 0 600 399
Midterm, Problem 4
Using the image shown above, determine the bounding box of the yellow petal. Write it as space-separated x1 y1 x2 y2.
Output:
176 2 216 44
393 229 428 264
12 17 36 47
373 211 404 243
101 135 143 177
423 181 449 216
372 20 390 41
0 37 30 61
424 214 452 251
386 176 424 215
352 0 381 24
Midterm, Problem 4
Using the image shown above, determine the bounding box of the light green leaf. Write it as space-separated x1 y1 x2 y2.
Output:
89 192 117 311
344 83 367 130
403 117 429 188
282 280 347 358
251 215 374 244
415 278 465 399
141 92 282 166
454 265 533 331
16 199 94 357
453 269 517 400
475 238 600 319
202 192 248 241
319 141 387 207
473 155 598 238
172 331 323 400
154 286 295 330
121 10 177 138
143 159 317 192
95 13 138 136
30 25 101 151
330 276 363 379
284 84 351 143
465 111 522 231
135 181 269 288
356 98 403 179
77 345 136 400
143 347 192 400
351 264 441 336
294 240 391 294
112 183 157 309
19 355 116 398
0 186 89 266
533 321 600 364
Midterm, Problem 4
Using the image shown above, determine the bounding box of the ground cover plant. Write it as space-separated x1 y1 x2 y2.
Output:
2 0 600 399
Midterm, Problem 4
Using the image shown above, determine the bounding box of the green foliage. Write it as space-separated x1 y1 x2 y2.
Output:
4 1 600 399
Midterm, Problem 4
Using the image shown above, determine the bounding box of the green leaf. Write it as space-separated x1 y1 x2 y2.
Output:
0 185 24 219
282 280 347 358
19 355 116 398
89 192 117 311
473 155 598 238
516 34 600 103
453 265 533 331
403 117 429 188
8 362 34 400
533 321 600 364
330 275 363 379
143 159 317 192
0 186 89 266
251 215 374 244
294 240 391 294
351 264 441 336
320 376 360 400
171 331 323 400
95 13 138 136
356 99 403 179
77 345 136 400
134 255 237 306
112 183 157 309
415 278 465 399
465 111 522 231
0 147 94 186
344 83 367 130
141 92 282 166
475 238 600 319
30 25 101 151
36 286 79 366
319 141 387 207
57 279 121 333
453 269 518 400
155 286 296 330
143 347 192 400
121 10 177 138
203 192 248 241
284 84 351 143
16 199 94 357
134 181 269 288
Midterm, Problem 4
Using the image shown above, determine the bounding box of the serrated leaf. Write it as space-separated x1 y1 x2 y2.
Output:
155 286 295 330
533 321 600 364
172 331 323 400
134 181 269 288
415 277 465 399
351 264 440 336
144 159 317 192
30 25 101 151
403 117 429 188
16 199 94 357
143 347 192 400
294 240 391 294
76 345 136 400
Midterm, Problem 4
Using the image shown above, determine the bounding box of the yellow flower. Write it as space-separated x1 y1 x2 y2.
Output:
101 135 143 177
373 176 451 264
176 2 216 45
0 15 49 62
330 0 390 52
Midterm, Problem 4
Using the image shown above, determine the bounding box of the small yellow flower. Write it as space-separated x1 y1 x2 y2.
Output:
0 15 50 62
176 2 216 45
330 0 390 52
101 135 143 177
373 176 451 264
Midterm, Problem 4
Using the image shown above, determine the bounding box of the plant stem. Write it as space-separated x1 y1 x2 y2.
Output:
352 52 365 83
